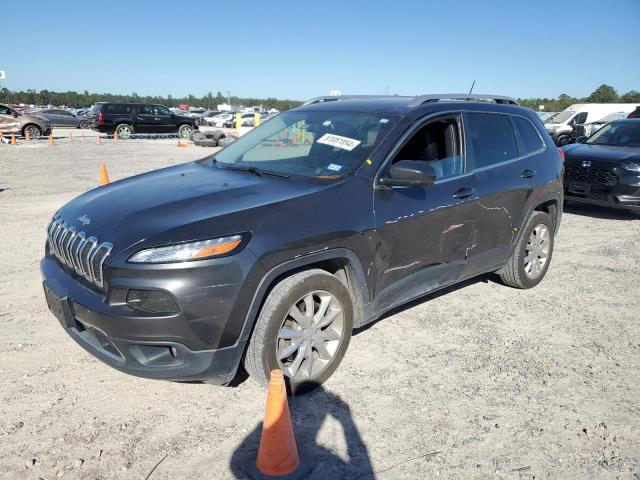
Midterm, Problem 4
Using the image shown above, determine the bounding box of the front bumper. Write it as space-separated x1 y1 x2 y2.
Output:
41 248 264 383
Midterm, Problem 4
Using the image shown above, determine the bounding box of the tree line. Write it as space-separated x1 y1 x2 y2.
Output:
1 84 638 113
0 88 302 111
517 84 640 112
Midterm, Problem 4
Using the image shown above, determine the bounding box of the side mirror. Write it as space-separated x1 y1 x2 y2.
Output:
380 160 436 187
12 111 19 118
575 136 588 144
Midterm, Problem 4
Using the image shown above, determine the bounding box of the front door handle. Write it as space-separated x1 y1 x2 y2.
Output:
452 187 475 199
521 169 537 179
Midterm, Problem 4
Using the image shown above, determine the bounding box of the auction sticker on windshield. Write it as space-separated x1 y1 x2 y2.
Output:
317 133 361 151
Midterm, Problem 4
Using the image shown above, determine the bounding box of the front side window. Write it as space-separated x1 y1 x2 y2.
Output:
154 105 171 117
466 113 518 169
513 116 544 155
587 122 640 147
214 110 399 178
391 116 464 180
0 105 11 115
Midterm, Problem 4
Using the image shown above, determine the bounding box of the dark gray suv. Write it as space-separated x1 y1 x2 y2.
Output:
41 94 564 393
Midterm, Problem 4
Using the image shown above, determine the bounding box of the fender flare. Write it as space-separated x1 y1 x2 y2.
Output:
237 247 370 344
506 192 562 260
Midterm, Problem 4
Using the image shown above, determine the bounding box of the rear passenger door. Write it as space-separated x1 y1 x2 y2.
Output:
134 104 159 133
463 112 540 274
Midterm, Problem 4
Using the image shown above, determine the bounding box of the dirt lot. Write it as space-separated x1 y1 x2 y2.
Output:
1 139 639 480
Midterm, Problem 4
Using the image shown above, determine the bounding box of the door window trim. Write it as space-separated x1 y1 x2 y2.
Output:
374 110 469 187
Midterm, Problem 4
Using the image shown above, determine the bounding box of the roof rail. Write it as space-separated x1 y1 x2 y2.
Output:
408 94 519 107
302 95 410 106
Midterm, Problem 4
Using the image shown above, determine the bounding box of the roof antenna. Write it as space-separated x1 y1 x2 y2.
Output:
468 80 476 95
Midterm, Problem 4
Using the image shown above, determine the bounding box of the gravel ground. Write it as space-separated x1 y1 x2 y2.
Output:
0 139 639 480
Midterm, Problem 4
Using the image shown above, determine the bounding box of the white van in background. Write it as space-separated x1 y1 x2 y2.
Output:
545 103 639 145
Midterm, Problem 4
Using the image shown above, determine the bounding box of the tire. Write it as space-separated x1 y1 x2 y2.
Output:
498 211 554 289
22 124 42 138
178 124 193 139
79 120 89 129
192 131 206 141
115 124 133 139
212 130 225 141
244 269 354 394
557 135 570 147
194 138 217 147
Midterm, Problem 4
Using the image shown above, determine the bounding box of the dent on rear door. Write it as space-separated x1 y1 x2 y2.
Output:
0 114 20 133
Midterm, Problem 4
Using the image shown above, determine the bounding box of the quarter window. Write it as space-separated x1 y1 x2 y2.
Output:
512 116 544 155
392 116 464 180
105 104 131 114
466 113 518 169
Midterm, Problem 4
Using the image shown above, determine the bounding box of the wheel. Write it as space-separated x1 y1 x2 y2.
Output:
79 120 89 129
115 124 133 139
22 124 42 138
244 269 353 394
178 124 193 139
499 211 554 289
557 135 570 147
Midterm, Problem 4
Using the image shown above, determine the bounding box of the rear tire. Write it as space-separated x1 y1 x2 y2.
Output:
115 123 133 139
499 211 554 289
244 269 353 395
79 120 89 129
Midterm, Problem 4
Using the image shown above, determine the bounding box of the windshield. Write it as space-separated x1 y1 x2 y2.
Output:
587 122 640 147
549 111 575 124
213 110 399 178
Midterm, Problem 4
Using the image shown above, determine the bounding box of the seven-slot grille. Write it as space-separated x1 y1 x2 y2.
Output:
564 165 617 187
47 217 113 289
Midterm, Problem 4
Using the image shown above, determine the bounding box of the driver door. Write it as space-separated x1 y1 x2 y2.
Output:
372 114 477 313
0 105 20 134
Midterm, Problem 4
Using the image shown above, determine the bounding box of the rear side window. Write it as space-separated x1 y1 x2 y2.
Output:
104 104 131 115
137 105 154 115
512 116 544 154
466 113 518 169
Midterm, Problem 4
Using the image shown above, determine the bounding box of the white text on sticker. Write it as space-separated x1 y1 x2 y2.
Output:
327 163 342 172
317 133 361 151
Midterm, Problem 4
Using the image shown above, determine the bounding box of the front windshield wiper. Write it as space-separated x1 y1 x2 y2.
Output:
213 159 289 179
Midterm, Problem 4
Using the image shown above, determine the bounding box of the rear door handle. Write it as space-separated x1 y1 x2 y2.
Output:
521 169 537 179
452 187 475 199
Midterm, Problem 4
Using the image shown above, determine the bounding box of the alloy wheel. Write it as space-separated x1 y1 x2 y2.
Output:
524 224 550 279
276 290 344 381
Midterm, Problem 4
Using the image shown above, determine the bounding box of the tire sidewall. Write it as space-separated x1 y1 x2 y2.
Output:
515 212 554 288
178 124 193 138
261 272 353 394
116 124 133 138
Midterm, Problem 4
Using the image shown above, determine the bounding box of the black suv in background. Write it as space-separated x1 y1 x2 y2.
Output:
88 102 196 138
42 94 564 394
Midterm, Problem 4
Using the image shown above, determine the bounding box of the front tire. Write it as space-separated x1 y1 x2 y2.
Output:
178 124 193 139
23 124 42 138
244 269 353 394
79 120 89 129
499 211 554 289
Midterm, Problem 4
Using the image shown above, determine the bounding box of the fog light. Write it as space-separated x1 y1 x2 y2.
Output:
126 289 179 314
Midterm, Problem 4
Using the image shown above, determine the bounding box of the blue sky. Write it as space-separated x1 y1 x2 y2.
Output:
3 0 639 100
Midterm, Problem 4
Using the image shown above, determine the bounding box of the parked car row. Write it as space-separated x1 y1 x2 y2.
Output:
543 103 640 146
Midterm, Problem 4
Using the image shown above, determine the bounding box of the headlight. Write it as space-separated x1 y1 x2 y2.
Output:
128 235 243 263
621 162 640 173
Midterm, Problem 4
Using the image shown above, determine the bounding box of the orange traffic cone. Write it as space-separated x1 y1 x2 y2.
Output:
68 131 73 143
113 132 119 142
254 370 300 477
10 134 17 145
25 131 31 142
177 139 187 147
48 133 55 145
81 131 86 142
96 135 102 145
100 163 110 186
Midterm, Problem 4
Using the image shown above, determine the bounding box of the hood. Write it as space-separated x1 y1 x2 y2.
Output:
562 143 640 163
54 161 336 257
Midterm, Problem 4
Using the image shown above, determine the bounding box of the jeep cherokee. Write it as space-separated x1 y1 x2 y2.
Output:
41 94 563 393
